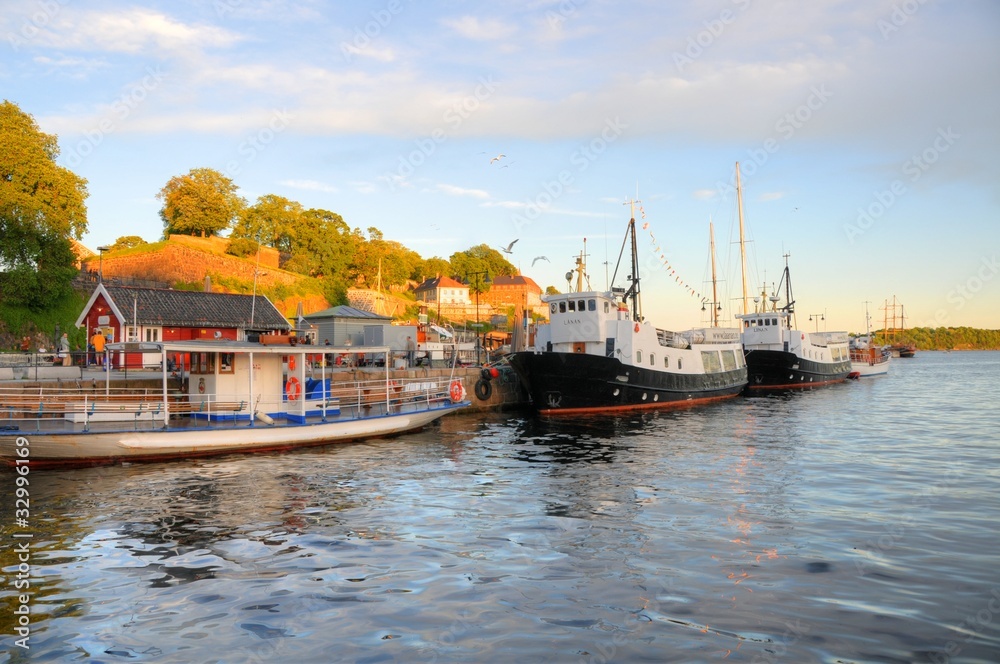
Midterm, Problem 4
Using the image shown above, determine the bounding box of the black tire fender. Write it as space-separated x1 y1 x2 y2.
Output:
474 378 493 401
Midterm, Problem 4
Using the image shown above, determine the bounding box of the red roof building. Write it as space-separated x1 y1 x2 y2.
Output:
75 283 288 368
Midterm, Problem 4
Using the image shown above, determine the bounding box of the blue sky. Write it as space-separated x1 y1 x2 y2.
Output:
3 0 998 331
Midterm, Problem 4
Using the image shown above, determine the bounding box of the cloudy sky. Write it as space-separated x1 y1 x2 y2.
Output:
3 0 998 330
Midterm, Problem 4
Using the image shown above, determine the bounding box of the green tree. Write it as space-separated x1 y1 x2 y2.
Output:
414 257 451 282
449 244 516 293
157 167 244 238
231 194 303 253
111 235 146 250
284 208 358 283
0 100 89 310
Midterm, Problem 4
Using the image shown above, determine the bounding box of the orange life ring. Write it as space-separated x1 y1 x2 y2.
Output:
634 323 640 333
285 376 301 400
288 355 297 370
449 379 464 402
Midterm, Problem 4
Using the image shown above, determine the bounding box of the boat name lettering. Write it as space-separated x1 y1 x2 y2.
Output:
563 318 583 325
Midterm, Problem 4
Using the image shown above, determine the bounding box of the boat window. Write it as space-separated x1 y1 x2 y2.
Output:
559 302 566 313
604 302 610 313
578 300 585 311
191 351 215 375
568 300 576 311
664 355 669 368
771 318 777 326
701 350 722 373
589 299 596 311
678 357 683 370
721 350 737 372
551 303 557 314
650 353 655 367
636 350 642 364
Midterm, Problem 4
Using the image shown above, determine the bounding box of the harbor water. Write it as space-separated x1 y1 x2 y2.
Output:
2 351 999 662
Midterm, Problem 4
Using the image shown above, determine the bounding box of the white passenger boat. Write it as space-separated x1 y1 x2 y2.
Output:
0 340 469 467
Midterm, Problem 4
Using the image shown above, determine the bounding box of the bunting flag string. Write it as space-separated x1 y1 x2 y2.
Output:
639 216 701 300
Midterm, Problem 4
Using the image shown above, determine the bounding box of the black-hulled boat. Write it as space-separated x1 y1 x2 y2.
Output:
508 205 748 415
736 268 852 389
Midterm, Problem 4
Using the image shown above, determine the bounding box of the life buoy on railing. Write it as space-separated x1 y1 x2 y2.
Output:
449 379 465 402
285 376 301 400
288 356 297 371
474 378 492 401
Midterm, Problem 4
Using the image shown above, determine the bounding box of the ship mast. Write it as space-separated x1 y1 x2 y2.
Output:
611 199 642 323
709 220 720 327
736 162 749 316
575 239 587 293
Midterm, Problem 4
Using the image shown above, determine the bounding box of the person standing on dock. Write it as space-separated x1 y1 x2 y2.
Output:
91 330 106 367
59 332 71 366
406 336 416 368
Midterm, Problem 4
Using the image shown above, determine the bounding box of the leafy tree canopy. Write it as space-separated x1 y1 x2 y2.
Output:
449 244 516 293
157 167 244 238
111 235 146 250
0 100 89 309
232 194 303 253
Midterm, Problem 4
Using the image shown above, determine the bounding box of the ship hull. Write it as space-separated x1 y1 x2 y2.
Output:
744 349 851 389
509 351 747 415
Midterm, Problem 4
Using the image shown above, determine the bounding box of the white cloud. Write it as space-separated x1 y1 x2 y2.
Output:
693 189 717 201
437 184 490 199
758 192 785 202
340 44 397 63
46 8 243 55
441 15 517 41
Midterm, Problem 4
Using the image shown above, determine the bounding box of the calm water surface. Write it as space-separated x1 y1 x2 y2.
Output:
2 351 999 663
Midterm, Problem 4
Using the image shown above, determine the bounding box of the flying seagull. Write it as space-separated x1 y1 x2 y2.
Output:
501 239 518 254
532 256 549 266
490 154 506 164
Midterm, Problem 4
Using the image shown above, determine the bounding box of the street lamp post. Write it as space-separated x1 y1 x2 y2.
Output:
466 270 489 365
808 312 825 333
97 245 111 282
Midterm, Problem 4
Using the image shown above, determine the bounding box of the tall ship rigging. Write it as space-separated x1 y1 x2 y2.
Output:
508 201 748 415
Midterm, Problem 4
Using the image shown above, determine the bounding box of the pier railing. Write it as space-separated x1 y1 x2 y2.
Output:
0 375 466 429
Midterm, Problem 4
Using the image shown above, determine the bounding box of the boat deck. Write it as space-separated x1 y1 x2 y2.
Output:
0 376 464 437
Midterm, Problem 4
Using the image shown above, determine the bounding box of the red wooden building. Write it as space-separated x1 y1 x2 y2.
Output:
75 284 289 369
